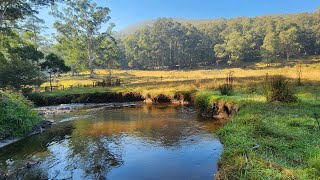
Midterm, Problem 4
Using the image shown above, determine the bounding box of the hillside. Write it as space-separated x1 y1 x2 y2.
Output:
116 13 296 37
117 18 216 37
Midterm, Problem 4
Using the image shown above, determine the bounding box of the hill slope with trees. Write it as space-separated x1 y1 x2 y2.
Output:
119 9 320 69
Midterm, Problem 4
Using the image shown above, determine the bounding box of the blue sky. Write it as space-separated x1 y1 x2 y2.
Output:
39 0 320 35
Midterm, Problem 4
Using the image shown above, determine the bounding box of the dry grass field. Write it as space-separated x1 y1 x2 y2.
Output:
41 57 320 97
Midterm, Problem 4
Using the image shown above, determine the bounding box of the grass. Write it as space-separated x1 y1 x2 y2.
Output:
215 101 320 179
38 87 112 97
39 57 320 98
36 57 320 179
195 85 320 179
0 91 42 138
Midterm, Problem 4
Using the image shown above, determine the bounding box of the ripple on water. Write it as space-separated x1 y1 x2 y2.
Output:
0 104 224 180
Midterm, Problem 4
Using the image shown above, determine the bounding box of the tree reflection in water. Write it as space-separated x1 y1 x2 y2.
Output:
0 104 224 179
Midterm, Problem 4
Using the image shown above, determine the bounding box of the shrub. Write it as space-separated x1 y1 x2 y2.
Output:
263 75 297 103
218 84 233 96
195 93 211 112
0 91 42 138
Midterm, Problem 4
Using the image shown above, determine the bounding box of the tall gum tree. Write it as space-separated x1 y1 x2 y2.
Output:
52 0 114 78
279 27 301 61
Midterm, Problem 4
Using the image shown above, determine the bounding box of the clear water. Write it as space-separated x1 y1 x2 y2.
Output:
0 104 225 180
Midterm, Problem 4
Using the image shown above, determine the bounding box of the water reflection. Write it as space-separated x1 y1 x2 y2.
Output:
0 104 224 180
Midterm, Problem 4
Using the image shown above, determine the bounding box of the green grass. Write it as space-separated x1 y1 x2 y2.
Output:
38 87 112 97
0 91 42 138
196 86 320 179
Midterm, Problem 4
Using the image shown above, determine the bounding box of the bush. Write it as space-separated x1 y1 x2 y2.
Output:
195 93 212 112
218 84 233 96
263 75 297 103
0 91 42 138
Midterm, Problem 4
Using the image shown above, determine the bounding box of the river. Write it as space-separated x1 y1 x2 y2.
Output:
0 104 225 180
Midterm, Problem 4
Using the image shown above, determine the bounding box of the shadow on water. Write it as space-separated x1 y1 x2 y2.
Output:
0 104 225 180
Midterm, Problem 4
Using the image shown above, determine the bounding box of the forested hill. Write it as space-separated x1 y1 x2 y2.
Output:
118 15 290 36
119 9 320 69
118 18 214 36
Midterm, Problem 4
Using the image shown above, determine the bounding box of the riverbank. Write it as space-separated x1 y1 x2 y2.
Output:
196 87 320 179
26 90 196 106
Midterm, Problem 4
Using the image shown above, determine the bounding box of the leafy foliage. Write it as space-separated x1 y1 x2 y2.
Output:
52 0 117 77
0 58 45 89
0 91 42 138
0 43 45 89
41 53 70 73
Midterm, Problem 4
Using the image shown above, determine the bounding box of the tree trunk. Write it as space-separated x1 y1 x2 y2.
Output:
49 72 52 92
71 67 75 76
90 67 95 78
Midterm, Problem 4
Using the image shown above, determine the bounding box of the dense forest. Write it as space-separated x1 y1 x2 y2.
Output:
121 10 320 69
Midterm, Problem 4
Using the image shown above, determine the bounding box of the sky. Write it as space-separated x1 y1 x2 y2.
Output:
38 0 320 35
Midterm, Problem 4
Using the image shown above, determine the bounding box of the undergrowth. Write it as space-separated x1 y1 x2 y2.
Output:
0 91 42 138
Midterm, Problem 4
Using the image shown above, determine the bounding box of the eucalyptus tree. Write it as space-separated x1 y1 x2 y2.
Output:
121 11 320 69
21 14 47 47
52 0 115 78
279 27 301 61
261 31 280 62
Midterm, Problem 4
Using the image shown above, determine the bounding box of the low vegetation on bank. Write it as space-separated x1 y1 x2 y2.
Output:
0 91 42 139
194 81 320 179
215 101 320 179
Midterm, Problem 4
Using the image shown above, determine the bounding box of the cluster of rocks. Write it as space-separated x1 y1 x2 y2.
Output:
36 106 73 115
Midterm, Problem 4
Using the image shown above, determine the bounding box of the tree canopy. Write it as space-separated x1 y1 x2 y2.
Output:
121 10 320 69
52 0 117 77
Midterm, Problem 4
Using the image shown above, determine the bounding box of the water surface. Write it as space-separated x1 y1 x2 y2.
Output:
0 104 225 180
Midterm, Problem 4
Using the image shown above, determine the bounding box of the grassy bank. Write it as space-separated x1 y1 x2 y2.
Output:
27 91 144 106
195 86 320 179
0 91 42 139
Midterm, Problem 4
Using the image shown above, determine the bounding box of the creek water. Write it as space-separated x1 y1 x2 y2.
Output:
0 104 225 180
